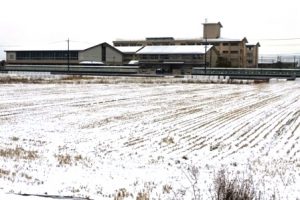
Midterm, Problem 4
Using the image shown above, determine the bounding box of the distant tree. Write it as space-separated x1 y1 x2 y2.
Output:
0 60 5 67
216 57 231 67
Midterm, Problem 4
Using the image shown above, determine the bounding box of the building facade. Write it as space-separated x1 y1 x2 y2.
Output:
246 43 260 68
113 22 259 68
5 50 79 65
5 43 123 66
136 45 218 74
4 22 260 74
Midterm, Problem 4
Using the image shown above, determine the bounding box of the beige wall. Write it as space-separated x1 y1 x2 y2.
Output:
214 40 247 67
246 45 259 67
203 23 222 39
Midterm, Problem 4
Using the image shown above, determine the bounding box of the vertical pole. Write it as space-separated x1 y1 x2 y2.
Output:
67 38 70 73
203 19 207 74
204 40 207 74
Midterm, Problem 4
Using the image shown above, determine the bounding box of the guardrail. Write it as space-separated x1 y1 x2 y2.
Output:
192 67 300 78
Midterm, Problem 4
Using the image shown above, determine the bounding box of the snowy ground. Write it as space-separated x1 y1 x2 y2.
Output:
0 75 300 199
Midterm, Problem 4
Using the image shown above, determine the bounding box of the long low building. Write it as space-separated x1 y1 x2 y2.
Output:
5 42 124 66
136 45 218 74
5 43 217 75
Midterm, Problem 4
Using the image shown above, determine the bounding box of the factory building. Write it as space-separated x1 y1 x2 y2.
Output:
136 45 218 74
5 42 123 66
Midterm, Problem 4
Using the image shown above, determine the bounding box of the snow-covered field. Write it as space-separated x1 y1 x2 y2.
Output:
0 75 300 199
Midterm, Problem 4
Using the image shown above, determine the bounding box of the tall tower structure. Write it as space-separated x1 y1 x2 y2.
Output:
203 22 223 39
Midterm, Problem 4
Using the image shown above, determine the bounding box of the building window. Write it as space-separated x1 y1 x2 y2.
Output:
160 55 169 60
231 43 239 46
223 51 229 54
9 54 14 60
230 51 239 54
193 55 201 59
15 51 78 60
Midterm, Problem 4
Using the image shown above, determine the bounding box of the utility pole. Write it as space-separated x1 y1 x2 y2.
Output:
67 38 70 73
204 38 207 74
204 18 208 74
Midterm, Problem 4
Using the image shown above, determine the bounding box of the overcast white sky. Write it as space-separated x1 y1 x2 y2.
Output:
1 0 300 60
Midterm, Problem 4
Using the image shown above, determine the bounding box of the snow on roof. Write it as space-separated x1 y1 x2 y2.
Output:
204 37 247 42
128 60 139 65
115 37 247 43
136 45 213 54
4 42 98 52
79 61 104 65
115 46 144 53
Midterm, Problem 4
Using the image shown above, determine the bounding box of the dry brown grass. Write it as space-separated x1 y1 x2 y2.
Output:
114 188 130 200
0 146 38 160
136 191 150 200
214 170 256 200
0 168 10 177
10 136 20 142
162 184 172 194
20 172 32 180
55 153 85 166
55 154 72 165
0 76 43 84
162 136 175 145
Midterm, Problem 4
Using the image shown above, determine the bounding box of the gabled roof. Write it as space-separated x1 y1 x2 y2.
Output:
203 37 248 43
136 45 213 54
115 46 144 54
4 46 83 52
4 42 125 54
202 22 223 28
4 41 96 52
246 42 260 47
81 42 123 54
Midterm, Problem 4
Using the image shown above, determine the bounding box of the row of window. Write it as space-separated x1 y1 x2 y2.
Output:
16 51 79 60
223 50 240 54
139 54 203 60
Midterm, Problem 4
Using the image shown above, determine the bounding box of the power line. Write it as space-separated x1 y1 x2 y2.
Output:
262 43 300 46
254 37 300 41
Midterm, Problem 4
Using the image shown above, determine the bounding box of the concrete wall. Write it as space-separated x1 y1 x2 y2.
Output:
79 45 102 62
246 44 259 67
203 23 222 39
106 46 123 65
79 44 123 65
214 40 247 67
6 52 16 61
208 48 218 67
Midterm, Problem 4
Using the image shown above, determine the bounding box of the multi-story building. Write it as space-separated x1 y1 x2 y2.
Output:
246 43 260 68
113 22 260 68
